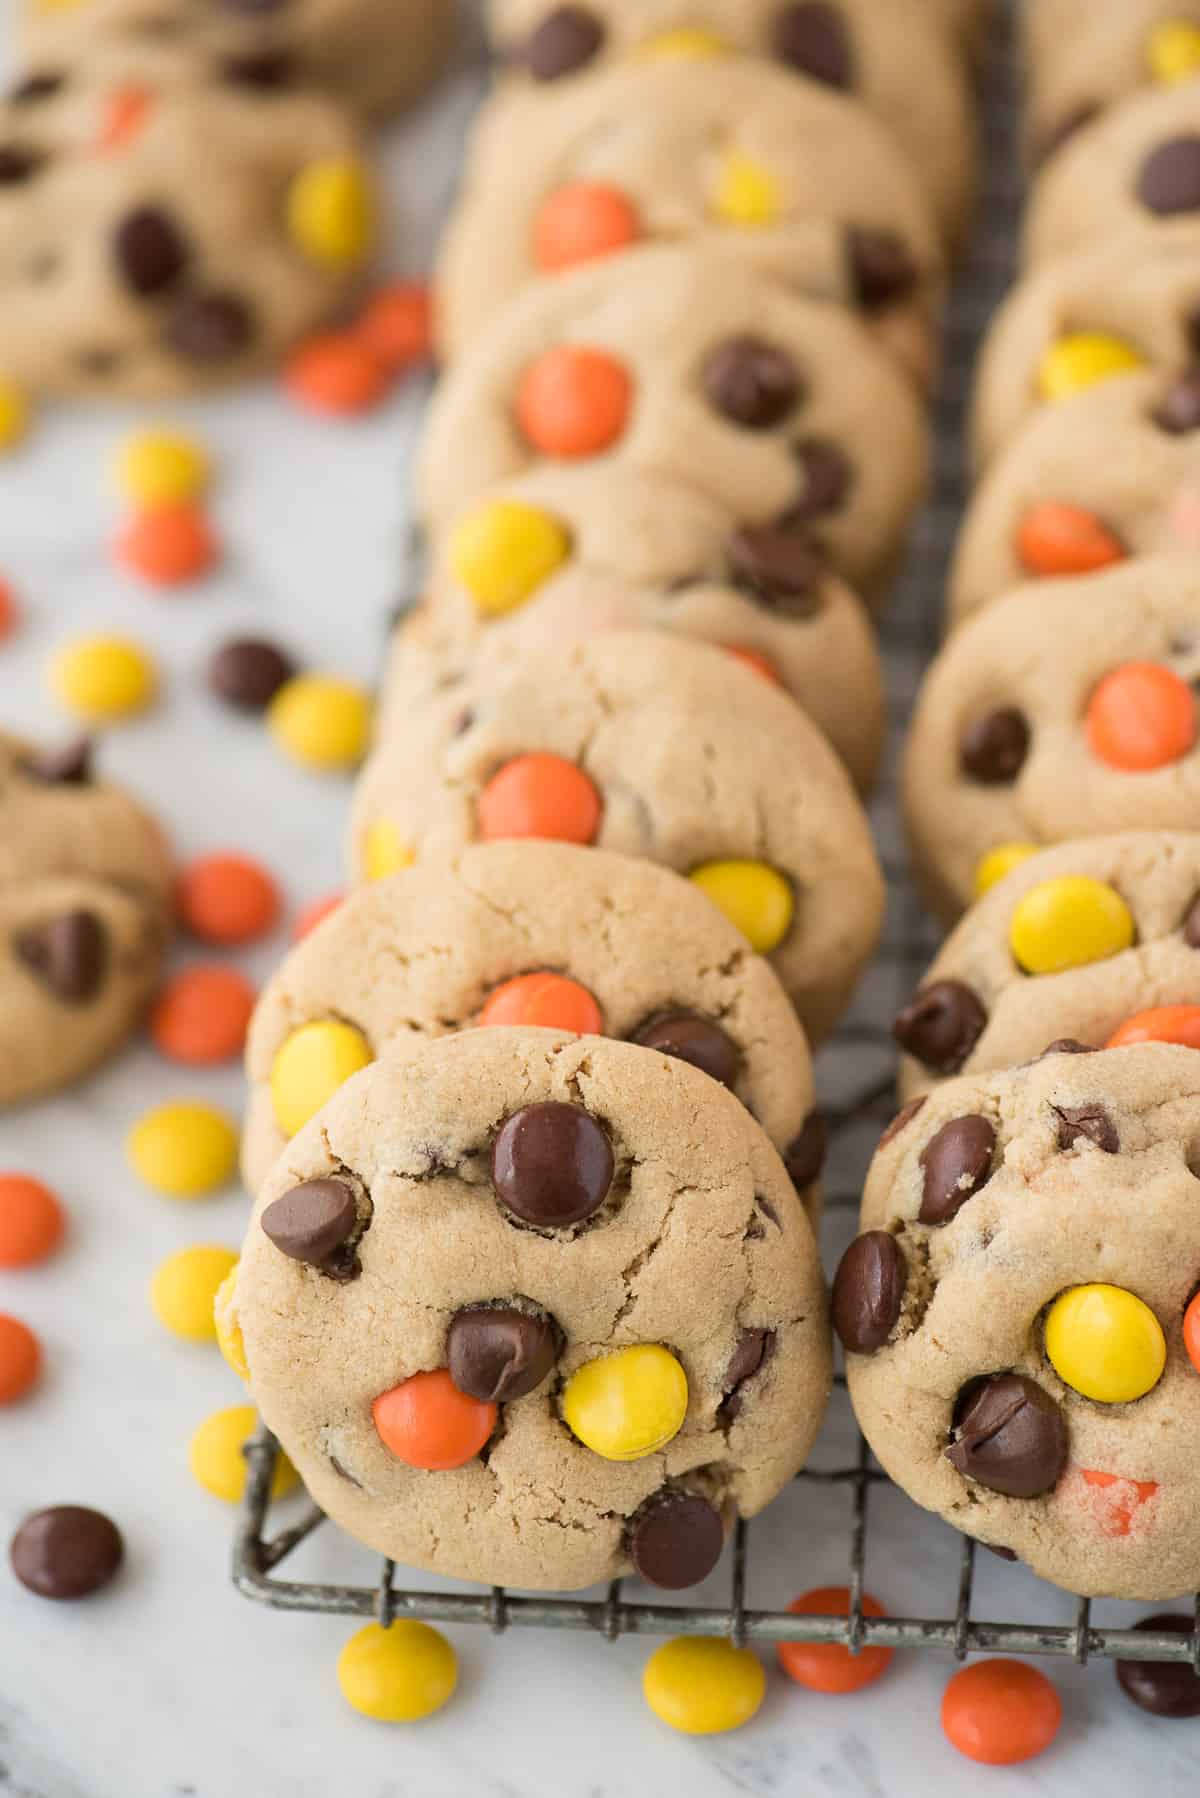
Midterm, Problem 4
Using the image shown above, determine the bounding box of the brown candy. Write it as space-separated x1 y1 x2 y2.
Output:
726 526 823 615
23 737 92 784
446 1306 557 1403
832 1231 905 1354
702 335 801 429
10 1505 123 1599
166 290 254 363
878 1095 926 1149
1137 135 1200 217
261 1177 362 1277
918 1115 996 1226
491 1101 614 1227
784 1112 827 1190
1116 1615 1200 1718
208 636 295 711
1054 1104 1119 1154
945 1373 1068 1499
630 1011 742 1089
787 439 853 519
628 1491 724 1590
959 707 1030 783
846 227 918 312
523 5 605 79
1153 369 1200 434
771 2 853 88
112 206 188 296
893 980 987 1076
15 911 105 1002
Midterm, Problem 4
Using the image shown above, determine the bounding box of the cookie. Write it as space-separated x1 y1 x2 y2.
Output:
436 55 944 384
417 245 930 600
839 1043 1200 1599
17 0 454 122
903 555 1200 919
0 732 173 1104
486 0 978 250
894 832 1200 1098
0 44 375 397
351 632 885 1040
971 227 1200 466
241 840 820 1200
380 465 886 791
230 1027 832 1592
951 369 1200 626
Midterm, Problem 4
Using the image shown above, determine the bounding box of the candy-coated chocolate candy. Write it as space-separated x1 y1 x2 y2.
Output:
1045 1283 1166 1404
628 1491 724 1589
0 1172 65 1267
448 498 572 617
1008 876 1135 975
713 151 780 226
270 1020 373 1137
639 26 726 58
150 1244 238 1342
268 674 372 771
973 842 1037 898
1107 1004 1200 1049
286 157 374 267
0 575 19 641
942 1660 1062 1765
189 1404 297 1502
50 634 156 721
1015 503 1126 578
1116 1615 1200 1716
0 376 30 451
561 1343 688 1461
477 753 601 844
176 853 280 945
689 860 794 953
372 1368 496 1470
1184 1289 1200 1376
337 1620 458 1722
478 971 603 1034
116 428 210 506
9 1506 122 1600
1149 21 1200 83
642 1637 765 1735
292 891 343 941
150 964 255 1065
362 819 414 881
1038 333 1145 402
534 182 640 272
946 1374 1068 1498
1086 662 1196 772
491 1101 613 1226
127 1101 238 1197
515 345 633 458
778 1588 892 1693
355 282 431 371
213 1265 248 1381
446 1306 557 1403
285 333 389 417
0 1313 41 1403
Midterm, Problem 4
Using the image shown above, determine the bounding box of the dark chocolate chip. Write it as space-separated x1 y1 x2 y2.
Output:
1153 368 1200 434
981 1541 1019 1562
1138 135 1200 217
1035 101 1099 168
630 1011 742 1088
112 206 189 297
491 1101 614 1227
787 439 854 519
1054 1104 1119 1154
846 226 919 312
523 5 605 79
1116 1615 1200 1718
771 2 853 87
945 1373 1068 1498
702 335 801 429
15 911 105 1002
1185 893 1200 946
832 1231 905 1354
10 1505 123 1599
720 1328 776 1421
218 0 289 12
628 1491 724 1589
166 290 253 363
220 50 294 88
446 1306 557 1403
959 707 1030 783
8 71 66 104
878 1095 926 1149
23 737 92 784
261 1177 362 1276
893 980 987 1076
919 1115 996 1226
0 144 43 183
1040 1038 1097 1058
784 1111 827 1190
755 1192 781 1229
726 525 823 614
207 637 295 711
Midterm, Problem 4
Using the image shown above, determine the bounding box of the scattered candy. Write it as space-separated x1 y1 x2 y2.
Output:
176 852 280 945
1183 1289 1200 1376
1016 502 1126 578
372 1368 496 1470
0 1313 41 1403
150 964 255 1064
268 673 372 770
9 1505 123 1600
1086 661 1196 771
0 575 20 641
973 841 1038 898
127 1100 238 1197
355 282 432 370
643 1637 766 1735
1107 1004 1200 1048
477 753 602 844
270 1019 373 1137
534 182 640 273
448 498 572 616
207 636 295 711
1116 1615 1200 1716
515 345 633 458
286 156 374 267
0 375 30 451
291 891 343 941
151 1244 239 1342
1008 876 1135 975
213 1265 248 1380
189 1403 297 1503
478 972 603 1033
115 503 219 587
777 1588 893 1693
337 1620 458 1722
713 150 780 226
941 1659 1062 1765
362 819 414 880
689 860 794 954
285 333 389 417
1148 21 1200 84
0 1173 65 1268
115 428 210 506
50 634 157 722
1044 1283 1166 1404
561 1344 688 1461
1038 333 1144 402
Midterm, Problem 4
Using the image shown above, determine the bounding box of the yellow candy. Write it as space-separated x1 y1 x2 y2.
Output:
643 1637 766 1735
268 673 372 771
0 375 30 451
127 1102 238 1197
189 1403 297 1504
974 841 1039 899
640 27 727 58
1038 333 1145 403
337 1622 458 1722
286 157 375 268
116 427 210 506
689 860 794 954
363 819 414 881
1148 20 1200 83
150 1243 238 1342
50 634 156 722
562 1344 688 1461
214 1265 249 1381
270 1019 373 1137
713 151 781 227
449 499 572 618
1045 1283 1166 1404
1009 875 1135 975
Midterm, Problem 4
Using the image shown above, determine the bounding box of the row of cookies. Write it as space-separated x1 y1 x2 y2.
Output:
219 5 988 1591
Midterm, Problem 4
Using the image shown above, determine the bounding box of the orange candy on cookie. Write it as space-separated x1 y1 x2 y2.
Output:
477 754 602 844
1086 662 1196 772
0 1174 65 1268
534 182 641 273
478 972 603 1034
1184 1290 1200 1375
1107 1004 1200 1049
942 1660 1062 1766
515 346 633 458
725 646 782 685
1016 503 1127 578
372 1369 496 1471
0 1314 41 1403
777 1589 893 1694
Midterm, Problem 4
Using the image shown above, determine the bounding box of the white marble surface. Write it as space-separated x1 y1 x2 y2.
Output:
0 10 1198 1796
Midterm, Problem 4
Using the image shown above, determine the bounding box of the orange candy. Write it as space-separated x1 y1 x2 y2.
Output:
515 345 633 458
292 891 344 941
534 182 641 273
355 282 432 370
372 1369 496 1471
1107 1004 1200 1049
150 965 256 1065
1016 503 1127 578
0 1314 41 1403
942 1660 1062 1766
115 504 218 586
97 85 152 151
1184 1289 1200 1376
176 853 280 946
477 754 602 844
0 576 19 642
725 646 783 685
478 971 603 1034
1086 662 1197 772
0 1173 65 1268
285 333 390 416
777 1588 893 1694
1079 1467 1160 1538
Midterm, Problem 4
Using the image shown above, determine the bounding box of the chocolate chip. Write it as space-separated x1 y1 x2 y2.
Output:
1153 369 1200 434
630 1011 742 1088
1116 1615 1200 1717
702 335 801 429
945 1373 1068 1498
1035 101 1099 168
261 1177 362 1277
1184 894 1200 946
8 71 66 104
959 708 1030 783
726 526 823 615
919 1115 996 1225
112 206 189 297
846 227 918 312
628 1491 724 1589
787 440 853 519
1040 1038 1097 1058
771 2 853 87
491 1102 614 1227
166 290 253 363
1138 135 1200 217
207 637 295 711
981 1541 1019 1562
878 1095 926 1149
832 1231 905 1354
1054 1104 1119 1153
23 737 92 784
219 0 289 12
893 980 987 1076
784 1112 827 1189
0 145 43 183
523 5 605 79
10 1505 123 1599
220 50 294 88
720 1328 776 1421
15 911 105 1002
446 1306 557 1403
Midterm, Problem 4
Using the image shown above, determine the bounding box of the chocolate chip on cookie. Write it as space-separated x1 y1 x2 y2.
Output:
878 1096 926 1149
771 2 853 89
959 708 1030 784
15 911 106 1002
166 290 254 363
1054 1104 1119 1153
1138 135 1200 217
261 1177 364 1278
894 980 986 1076
726 526 823 615
702 336 802 430
523 5 604 79
945 1374 1068 1499
919 1115 996 1224
23 737 92 785
1153 369 1200 434
783 1112 827 1191
113 206 189 296
832 1231 906 1354
847 227 918 312
491 1101 614 1227
787 439 853 519
631 1011 742 1089
447 1305 558 1402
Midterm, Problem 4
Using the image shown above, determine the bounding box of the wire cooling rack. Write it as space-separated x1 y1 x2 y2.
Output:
232 9 1200 1670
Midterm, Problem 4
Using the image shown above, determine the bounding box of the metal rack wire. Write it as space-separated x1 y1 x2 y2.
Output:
231 8 1200 1671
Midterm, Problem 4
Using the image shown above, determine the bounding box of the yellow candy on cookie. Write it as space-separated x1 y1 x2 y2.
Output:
189 1403 297 1503
150 1244 238 1342
337 1622 458 1723
127 1102 238 1197
640 26 727 58
268 673 372 771
51 634 157 722
1044 1284 1166 1404
0 375 30 451
286 157 375 268
713 151 781 228
973 841 1038 899
270 1019 373 1137
448 499 571 617
1148 20 1200 83
562 1344 688 1461
1038 333 1145 402
1009 876 1135 975
363 819 414 881
689 860 794 954
214 1265 249 1381
116 428 210 506
643 1637 766 1735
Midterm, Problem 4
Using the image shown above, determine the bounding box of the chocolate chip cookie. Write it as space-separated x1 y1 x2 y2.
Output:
839 1043 1200 1599
230 1027 832 1591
